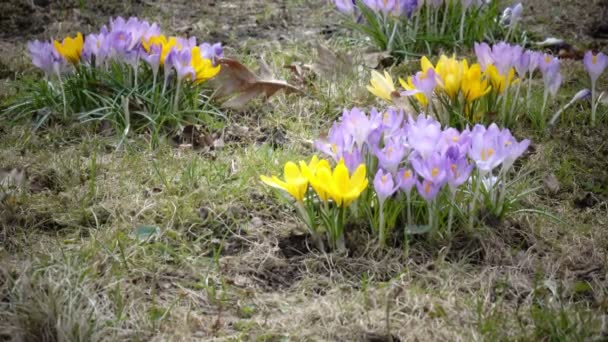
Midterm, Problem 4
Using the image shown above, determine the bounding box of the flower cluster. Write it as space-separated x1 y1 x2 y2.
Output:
331 0 519 56
260 156 368 251
312 107 529 247
27 17 222 85
368 41 562 128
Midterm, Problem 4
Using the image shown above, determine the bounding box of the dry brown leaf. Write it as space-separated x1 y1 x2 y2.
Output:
310 43 354 78
210 58 301 109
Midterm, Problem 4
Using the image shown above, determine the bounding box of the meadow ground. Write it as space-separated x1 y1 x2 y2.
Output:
1 0 608 341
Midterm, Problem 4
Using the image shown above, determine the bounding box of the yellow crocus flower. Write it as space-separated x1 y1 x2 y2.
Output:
299 156 332 202
435 55 463 99
143 35 180 65
367 70 396 102
461 61 491 103
420 56 435 73
484 65 517 94
260 161 308 202
317 160 368 207
54 33 84 64
191 46 221 84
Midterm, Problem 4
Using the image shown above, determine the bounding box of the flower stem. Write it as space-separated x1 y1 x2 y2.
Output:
57 72 67 120
173 80 182 113
591 79 597 127
469 173 482 230
378 201 386 248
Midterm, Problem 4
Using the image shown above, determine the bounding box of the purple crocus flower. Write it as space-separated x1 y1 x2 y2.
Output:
397 168 416 193
411 68 437 102
363 0 396 14
333 0 356 14
446 146 474 193
342 107 376 149
167 48 195 81
583 51 608 84
468 124 505 175
199 42 224 65
474 42 493 71
109 17 161 51
142 44 161 77
374 137 407 174
498 129 530 171
416 180 441 202
315 121 352 161
410 152 448 185
394 0 418 18
342 147 364 173
514 47 530 78
82 29 110 65
27 40 67 77
539 54 561 98
405 114 442 159
107 30 133 59
374 169 399 205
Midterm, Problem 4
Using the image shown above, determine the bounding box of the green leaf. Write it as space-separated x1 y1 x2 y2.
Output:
404 224 433 235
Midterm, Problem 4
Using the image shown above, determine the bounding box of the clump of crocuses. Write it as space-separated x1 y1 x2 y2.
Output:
23 17 223 129
261 107 530 251
331 0 522 57
368 41 562 129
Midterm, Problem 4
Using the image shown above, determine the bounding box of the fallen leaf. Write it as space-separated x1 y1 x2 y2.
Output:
362 50 394 69
310 43 354 79
210 58 302 109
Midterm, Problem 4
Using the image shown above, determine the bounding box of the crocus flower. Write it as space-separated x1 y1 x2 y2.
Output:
300 156 332 202
316 160 368 207
445 146 474 193
191 46 221 83
374 138 407 174
416 179 441 202
468 124 505 174
374 169 399 205
368 70 397 102
394 0 418 18
400 68 437 108
397 168 416 193
405 114 442 159
27 40 67 77
498 129 530 171
583 51 608 84
334 0 356 14
82 29 110 65
198 42 224 65
260 161 309 202
461 61 491 103
410 152 448 185
54 32 84 64
434 55 463 100
342 107 377 149
167 48 195 81
142 44 162 77
474 42 494 71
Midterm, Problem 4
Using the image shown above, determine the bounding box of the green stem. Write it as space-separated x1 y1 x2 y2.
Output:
56 71 67 119
591 79 597 127
378 201 386 248
173 80 182 113
469 173 482 229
